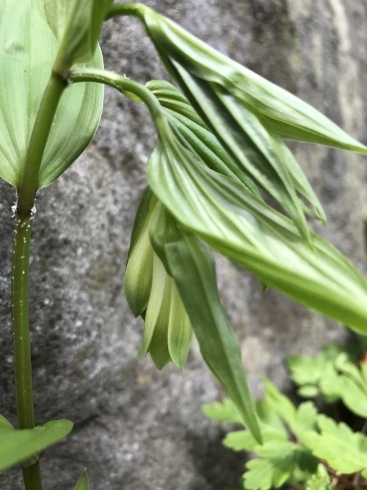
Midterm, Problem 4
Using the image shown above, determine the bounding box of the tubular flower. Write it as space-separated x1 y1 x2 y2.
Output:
124 188 192 371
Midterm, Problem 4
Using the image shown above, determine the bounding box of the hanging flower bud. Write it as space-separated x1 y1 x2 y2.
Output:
124 189 192 370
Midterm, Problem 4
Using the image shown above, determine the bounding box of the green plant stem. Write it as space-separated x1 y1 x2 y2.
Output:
17 71 67 219
22 465 43 490
12 212 42 490
13 214 34 428
106 3 144 21
69 69 162 120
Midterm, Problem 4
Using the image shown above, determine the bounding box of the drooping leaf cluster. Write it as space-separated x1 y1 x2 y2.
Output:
3 0 367 485
71 2 367 442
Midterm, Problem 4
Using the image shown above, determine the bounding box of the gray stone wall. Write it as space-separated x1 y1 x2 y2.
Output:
1 0 367 488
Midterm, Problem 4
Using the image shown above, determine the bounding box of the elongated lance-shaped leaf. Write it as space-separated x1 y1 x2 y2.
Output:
147 115 367 334
149 204 261 443
0 1 103 189
169 66 318 240
132 4 367 154
147 75 324 239
45 0 113 71
146 80 261 199
0 420 73 473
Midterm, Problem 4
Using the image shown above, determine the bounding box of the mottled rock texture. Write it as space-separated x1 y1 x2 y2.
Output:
1 0 367 488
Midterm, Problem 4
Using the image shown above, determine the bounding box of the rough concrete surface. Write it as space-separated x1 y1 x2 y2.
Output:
1 0 367 489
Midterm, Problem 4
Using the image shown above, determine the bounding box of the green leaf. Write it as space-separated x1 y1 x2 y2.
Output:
0 419 73 473
46 0 113 70
262 383 317 442
0 415 14 431
218 397 289 455
168 67 316 240
304 415 367 474
335 353 362 380
146 80 262 199
304 464 332 490
147 115 367 334
338 375 367 418
224 430 257 452
255 399 288 441
287 345 344 403
287 355 323 386
203 389 317 489
333 353 367 415
262 378 297 434
137 4 367 154
318 362 341 403
149 206 261 443
244 443 317 490
244 443 303 490
0 1 103 188
201 398 243 425
297 386 319 398
296 402 318 435
73 468 89 490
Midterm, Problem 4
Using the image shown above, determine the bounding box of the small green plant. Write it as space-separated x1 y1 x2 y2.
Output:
2 1 367 489
203 342 367 490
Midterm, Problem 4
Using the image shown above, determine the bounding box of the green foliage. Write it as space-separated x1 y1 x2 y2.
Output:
150 205 261 441
202 343 367 490
134 4 367 154
0 419 73 473
304 465 332 490
73 469 89 490
46 0 113 70
335 354 367 418
0 0 103 190
4 1 367 489
288 343 367 415
202 398 243 425
146 80 261 198
144 79 367 336
304 415 367 477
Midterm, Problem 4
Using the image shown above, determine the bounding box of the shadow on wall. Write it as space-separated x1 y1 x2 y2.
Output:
187 428 246 490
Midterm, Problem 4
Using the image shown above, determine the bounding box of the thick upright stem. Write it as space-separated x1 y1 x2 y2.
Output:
22 465 43 490
17 72 66 219
13 214 33 429
12 213 42 490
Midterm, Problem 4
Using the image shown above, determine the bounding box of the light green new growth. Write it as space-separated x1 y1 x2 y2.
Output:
203 344 367 489
1 1 367 489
